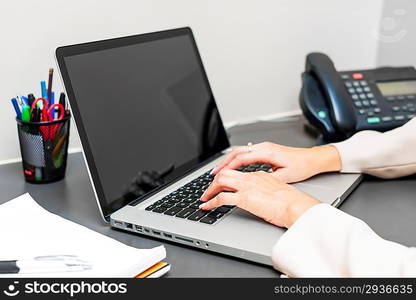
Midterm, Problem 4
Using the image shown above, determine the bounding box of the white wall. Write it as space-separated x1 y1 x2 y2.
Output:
0 0 384 161
377 0 416 67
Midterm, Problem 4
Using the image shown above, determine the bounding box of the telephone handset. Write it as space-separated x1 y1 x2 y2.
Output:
300 52 416 141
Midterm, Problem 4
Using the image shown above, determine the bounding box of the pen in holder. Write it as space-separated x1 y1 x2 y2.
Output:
16 113 71 183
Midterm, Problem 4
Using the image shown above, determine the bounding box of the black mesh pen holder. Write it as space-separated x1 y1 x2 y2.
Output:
16 113 71 183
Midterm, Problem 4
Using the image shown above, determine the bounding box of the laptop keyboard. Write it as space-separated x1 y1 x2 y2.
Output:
144 163 272 225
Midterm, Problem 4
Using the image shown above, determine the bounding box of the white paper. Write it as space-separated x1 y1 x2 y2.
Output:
0 193 166 277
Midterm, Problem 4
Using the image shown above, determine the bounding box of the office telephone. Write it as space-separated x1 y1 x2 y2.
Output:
299 52 416 141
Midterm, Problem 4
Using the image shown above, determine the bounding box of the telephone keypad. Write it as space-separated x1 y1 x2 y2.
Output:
344 74 416 126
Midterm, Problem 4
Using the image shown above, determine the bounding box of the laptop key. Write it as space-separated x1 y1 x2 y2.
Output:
182 197 194 203
164 206 183 216
153 205 169 213
200 216 217 224
164 201 175 208
145 204 157 211
176 202 188 208
215 206 231 214
208 211 225 219
190 201 203 209
188 209 208 221
176 208 197 218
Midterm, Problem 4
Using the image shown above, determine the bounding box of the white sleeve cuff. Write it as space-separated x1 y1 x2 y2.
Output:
271 203 415 277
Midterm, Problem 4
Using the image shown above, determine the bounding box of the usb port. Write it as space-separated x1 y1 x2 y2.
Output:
114 221 123 227
125 223 133 229
152 230 161 236
135 225 143 232
163 233 172 239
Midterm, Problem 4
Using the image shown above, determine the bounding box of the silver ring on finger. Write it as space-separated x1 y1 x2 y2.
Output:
247 142 253 152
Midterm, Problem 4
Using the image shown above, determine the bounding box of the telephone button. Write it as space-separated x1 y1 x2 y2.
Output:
392 106 400 112
354 101 362 108
386 96 396 101
355 87 363 93
348 88 356 94
366 93 374 99
352 81 360 87
345 81 353 88
374 107 381 113
367 111 374 117
363 87 371 92
359 80 368 86
351 94 359 100
381 116 393 122
358 109 366 115
352 73 364 79
367 117 380 124
317 110 327 119
397 95 405 100
394 115 405 121
407 95 415 99
362 100 370 107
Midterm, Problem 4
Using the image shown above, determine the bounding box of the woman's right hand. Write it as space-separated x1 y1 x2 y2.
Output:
211 142 342 183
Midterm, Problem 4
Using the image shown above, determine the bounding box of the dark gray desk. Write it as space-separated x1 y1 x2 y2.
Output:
1 116 415 277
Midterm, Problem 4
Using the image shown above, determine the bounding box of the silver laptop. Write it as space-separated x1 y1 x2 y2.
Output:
56 27 361 265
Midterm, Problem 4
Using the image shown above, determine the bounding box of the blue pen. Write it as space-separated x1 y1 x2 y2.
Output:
50 91 55 105
41 81 47 100
21 96 29 106
11 98 22 119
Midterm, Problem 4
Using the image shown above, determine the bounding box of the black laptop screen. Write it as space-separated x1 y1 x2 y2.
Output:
59 29 229 218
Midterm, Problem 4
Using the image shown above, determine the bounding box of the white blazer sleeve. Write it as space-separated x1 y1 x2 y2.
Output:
272 204 416 277
332 118 416 178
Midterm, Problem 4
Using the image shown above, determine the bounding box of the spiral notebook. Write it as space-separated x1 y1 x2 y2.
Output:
0 193 168 278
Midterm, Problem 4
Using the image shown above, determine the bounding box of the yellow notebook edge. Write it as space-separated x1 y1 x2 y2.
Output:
135 261 170 278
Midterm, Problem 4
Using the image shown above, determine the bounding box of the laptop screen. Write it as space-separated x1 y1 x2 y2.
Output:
57 28 229 220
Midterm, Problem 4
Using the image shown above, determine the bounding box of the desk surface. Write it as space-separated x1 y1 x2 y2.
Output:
1 116 415 277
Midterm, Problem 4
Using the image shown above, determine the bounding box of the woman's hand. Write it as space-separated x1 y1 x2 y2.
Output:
211 142 342 183
199 170 320 228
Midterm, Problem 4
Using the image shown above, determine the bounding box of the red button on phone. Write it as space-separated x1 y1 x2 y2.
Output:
352 73 363 79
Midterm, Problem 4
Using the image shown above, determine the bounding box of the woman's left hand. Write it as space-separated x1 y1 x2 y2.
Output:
199 169 320 228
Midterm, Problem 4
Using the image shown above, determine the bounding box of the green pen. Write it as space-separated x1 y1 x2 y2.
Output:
22 106 30 122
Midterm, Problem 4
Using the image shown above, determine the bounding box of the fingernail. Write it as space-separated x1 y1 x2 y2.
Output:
199 203 207 209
